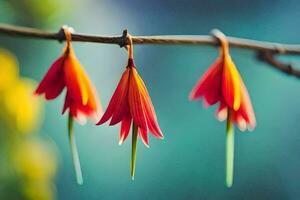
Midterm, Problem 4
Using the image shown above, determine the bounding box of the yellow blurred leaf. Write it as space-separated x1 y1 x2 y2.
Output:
13 139 57 181
0 48 19 90
3 78 43 134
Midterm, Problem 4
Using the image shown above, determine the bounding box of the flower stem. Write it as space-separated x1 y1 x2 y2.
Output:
68 113 83 185
226 110 234 188
131 122 138 180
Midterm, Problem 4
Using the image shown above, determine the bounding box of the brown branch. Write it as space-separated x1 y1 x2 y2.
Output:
257 51 300 78
1 23 300 54
1 23 300 79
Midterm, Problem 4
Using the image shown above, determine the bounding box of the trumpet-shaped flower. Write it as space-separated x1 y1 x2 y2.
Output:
190 30 256 187
35 27 101 184
97 36 163 179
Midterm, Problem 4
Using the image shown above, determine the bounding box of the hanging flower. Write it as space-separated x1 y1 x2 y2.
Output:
189 30 256 187
97 35 163 180
35 27 101 184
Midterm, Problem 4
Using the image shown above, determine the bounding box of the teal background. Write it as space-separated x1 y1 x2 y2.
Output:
1 0 300 199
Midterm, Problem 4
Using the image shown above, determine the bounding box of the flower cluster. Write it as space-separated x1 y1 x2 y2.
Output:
35 29 256 187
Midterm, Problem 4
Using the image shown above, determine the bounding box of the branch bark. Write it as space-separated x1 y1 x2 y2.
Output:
1 23 300 79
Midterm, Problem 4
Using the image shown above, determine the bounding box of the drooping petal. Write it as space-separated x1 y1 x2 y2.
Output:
97 69 130 125
64 50 88 106
222 54 241 111
109 72 130 125
63 91 98 123
128 67 147 130
35 56 65 99
216 101 228 122
234 113 247 131
139 127 149 147
119 114 132 145
189 58 223 106
76 71 101 122
62 91 72 114
134 71 164 139
235 78 256 130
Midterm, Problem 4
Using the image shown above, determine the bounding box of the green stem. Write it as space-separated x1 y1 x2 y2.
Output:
68 113 83 185
226 110 234 188
131 122 138 180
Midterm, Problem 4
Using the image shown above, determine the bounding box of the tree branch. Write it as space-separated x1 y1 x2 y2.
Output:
1 23 300 54
1 23 300 79
257 51 300 78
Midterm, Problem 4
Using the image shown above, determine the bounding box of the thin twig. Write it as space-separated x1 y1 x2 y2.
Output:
1 23 300 54
257 51 300 78
1 23 300 79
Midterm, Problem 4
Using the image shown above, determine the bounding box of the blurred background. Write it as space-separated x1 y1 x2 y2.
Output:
1 0 300 199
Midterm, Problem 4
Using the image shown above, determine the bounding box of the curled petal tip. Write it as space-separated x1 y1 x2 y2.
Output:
237 126 247 132
118 137 125 145
216 111 227 122
33 90 40 96
233 102 240 111
96 118 105 126
74 114 87 125
189 92 197 101
156 134 164 140
247 125 256 132
131 176 135 181
202 98 210 108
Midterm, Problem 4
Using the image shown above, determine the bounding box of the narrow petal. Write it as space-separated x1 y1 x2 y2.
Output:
236 78 256 130
109 73 130 125
189 58 223 106
97 69 130 125
62 91 72 114
35 56 65 99
64 50 88 106
63 84 99 122
222 54 241 110
134 71 164 139
216 101 228 122
235 114 247 131
119 114 132 145
139 127 149 147
77 72 101 122
128 68 147 130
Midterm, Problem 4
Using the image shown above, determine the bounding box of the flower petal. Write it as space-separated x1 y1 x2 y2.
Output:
134 72 164 139
97 69 130 125
236 78 256 130
119 114 132 145
109 72 130 125
216 101 228 122
62 91 71 114
64 50 88 106
78 71 101 122
35 56 65 99
189 58 223 106
139 127 149 147
222 54 241 110
128 68 147 130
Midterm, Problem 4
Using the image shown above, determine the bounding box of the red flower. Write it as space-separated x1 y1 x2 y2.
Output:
190 30 256 187
35 29 101 123
97 35 163 179
35 27 101 184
